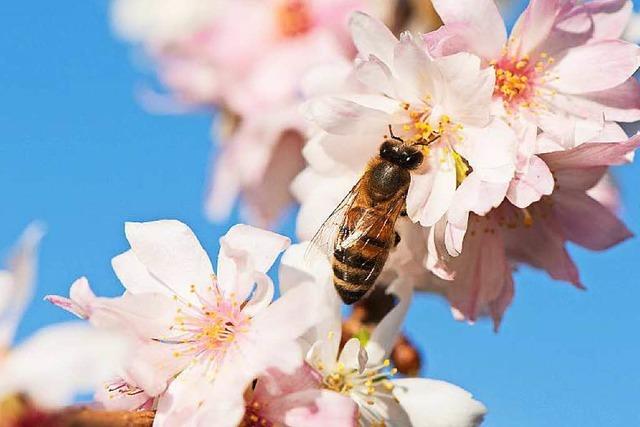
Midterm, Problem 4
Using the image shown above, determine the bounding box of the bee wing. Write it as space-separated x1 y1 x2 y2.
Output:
305 177 364 263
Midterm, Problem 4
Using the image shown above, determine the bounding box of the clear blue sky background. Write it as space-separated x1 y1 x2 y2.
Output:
1 1 639 426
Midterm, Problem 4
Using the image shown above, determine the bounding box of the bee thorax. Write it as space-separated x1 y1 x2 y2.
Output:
368 161 410 202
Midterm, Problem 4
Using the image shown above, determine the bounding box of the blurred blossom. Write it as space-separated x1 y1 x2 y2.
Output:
112 0 371 225
0 225 127 413
0 324 129 410
279 243 487 427
48 221 334 426
0 224 44 348
111 0 225 50
624 11 640 43
298 6 640 328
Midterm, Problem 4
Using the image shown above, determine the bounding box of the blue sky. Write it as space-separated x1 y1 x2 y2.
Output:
1 1 639 426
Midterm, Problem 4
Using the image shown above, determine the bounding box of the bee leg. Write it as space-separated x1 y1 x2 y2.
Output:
400 209 407 217
393 232 401 247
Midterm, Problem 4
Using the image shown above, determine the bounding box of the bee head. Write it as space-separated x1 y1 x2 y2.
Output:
379 140 424 170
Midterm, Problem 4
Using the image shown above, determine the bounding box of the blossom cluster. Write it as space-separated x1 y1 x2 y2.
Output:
299 0 640 328
42 221 486 426
111 0 446 225
2 1 639 426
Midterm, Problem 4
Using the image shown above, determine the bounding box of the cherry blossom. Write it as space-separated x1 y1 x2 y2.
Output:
425 0 640 217
428 134 640 328
426 0 639 142
279 243 487 426
48 220 331 426
302 12 517 240
0 225 127 410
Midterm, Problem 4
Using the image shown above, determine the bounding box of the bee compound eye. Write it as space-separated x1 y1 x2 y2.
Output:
402 150 424 169
379 140 394 158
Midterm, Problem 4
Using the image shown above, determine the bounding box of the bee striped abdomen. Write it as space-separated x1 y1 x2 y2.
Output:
332 205 395 304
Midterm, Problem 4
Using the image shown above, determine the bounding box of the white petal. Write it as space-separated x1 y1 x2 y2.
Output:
338 338 368 373
366 285 413 364
393 378 487 427
349 12 397 66
302 96 395 136
124 220 213 303
111 250 169 296
417 157 457 227
0 323 129 409
431 0 506 59
460 120 517 184
548 40 640 94
0 223 44 348
217 224 289 300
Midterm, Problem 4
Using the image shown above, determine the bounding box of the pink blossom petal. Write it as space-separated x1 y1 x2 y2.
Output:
251 282 328 347
155 364 244 427
534 107 604 148
111 250 168 296
548 40 640 94
426 220 457 279
393 34 438 102
435 55 495 128
125 341 191 398
582 0 632 40
240 272 275 318
124 220 214 303
250 366 358 427
431 0 506 59
411 158 457 227
0 323 129 409
246 283 330 376
254 365 321 399
45 277 95 319
355 55 395 96
243 130 306 227
587 172 620 213
547 78 640 123
205 144 243 223
302 96 395 136
422 22 474 57
367 286 412 363
393 378 487 427
339 338 368 372
447 175 510 256
443 216 515 324
0 223 44 348
279 243 342 362
555 165 606 191
503 211 582 288
507 155 555 208
555 191 632 250
349 12 397 65
217 224 289 301
461 120 517 183
510 0 563 57
282 389 358 427
219 224 291 274
541 134 640 170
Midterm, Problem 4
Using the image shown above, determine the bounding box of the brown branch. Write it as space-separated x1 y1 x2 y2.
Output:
15 407 154 427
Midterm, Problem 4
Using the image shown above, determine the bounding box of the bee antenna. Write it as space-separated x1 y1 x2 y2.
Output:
387 125 404 143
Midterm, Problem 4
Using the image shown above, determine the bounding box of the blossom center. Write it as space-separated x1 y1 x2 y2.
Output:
240 401 273 427
160 281 251 376
400 103 463 146
491 51 555 110
316 359 397 426
276 0 312 38
395 103 470 186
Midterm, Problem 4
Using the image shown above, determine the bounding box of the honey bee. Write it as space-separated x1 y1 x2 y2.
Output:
309 126 433 304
